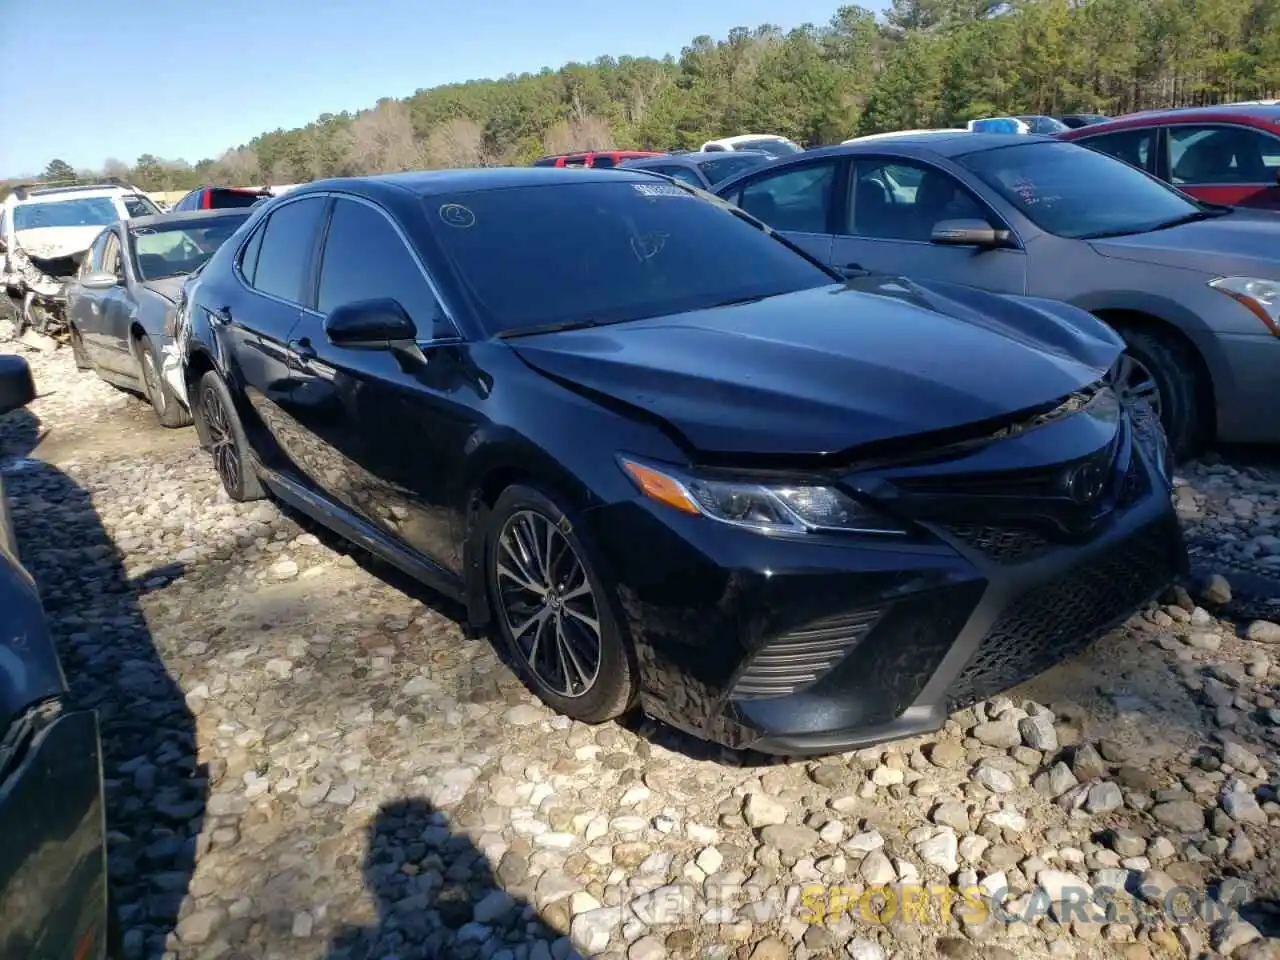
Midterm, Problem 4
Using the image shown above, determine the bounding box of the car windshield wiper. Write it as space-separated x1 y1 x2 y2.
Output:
1080 207 1227 240
495 319 608 340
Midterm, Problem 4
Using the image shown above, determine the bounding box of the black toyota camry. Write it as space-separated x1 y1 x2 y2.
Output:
181 167 1185 754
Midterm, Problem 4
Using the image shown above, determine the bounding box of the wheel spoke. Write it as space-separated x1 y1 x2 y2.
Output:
562 604 600 635
555 617 589 693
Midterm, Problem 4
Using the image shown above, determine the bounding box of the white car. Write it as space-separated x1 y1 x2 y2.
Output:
1 181 161 335
700 134 803 158
842 128 966 144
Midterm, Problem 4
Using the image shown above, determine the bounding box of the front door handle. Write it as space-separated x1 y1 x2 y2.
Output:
839 262 868 277
288 337 317 362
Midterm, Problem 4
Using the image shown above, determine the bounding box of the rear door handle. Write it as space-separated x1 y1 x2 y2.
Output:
288 336 317 362
839 262 868 277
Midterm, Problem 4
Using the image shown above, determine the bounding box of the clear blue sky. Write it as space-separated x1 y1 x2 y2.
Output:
0 0 875 178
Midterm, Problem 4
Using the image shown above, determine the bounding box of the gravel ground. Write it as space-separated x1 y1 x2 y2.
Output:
2 340 1279 960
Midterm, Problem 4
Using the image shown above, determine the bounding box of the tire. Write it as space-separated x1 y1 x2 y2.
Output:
134 334 191 428
486 484 636 723
1112 325 1206 461
69 324 91 370
195 370 265 501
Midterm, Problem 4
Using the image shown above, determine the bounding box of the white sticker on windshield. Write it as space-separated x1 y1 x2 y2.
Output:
632 183 688 199
133 227 157 235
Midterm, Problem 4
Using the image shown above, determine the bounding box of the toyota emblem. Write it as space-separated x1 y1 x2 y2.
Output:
1065 460 1108 504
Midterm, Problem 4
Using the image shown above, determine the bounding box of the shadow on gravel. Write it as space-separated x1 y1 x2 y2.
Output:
0 407 205 960
326 797 573 960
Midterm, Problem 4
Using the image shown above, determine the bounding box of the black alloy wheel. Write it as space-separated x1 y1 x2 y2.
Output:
488 485 635 722
196 370 265 501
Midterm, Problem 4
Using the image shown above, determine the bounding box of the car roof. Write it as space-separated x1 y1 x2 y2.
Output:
124 208 254 230
289 166 654 200
1069 103 1280 133
802 131 1055 160
624 151 772 168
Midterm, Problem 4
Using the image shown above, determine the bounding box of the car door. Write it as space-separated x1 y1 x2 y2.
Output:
718 158 843 264
1071 126 1159 176
1161 123 1280 209
283 195 474 573
66 230 110 366
91 230 137 376
219 195 328 477
830 156 1028 294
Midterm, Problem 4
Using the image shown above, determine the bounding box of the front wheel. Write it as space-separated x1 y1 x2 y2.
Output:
486 484 636 723
135 334 191 428
196 370 265 501
1111 326 1206 462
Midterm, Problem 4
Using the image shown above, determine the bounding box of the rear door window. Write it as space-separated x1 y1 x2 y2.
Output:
1167 124 1279 183
209 189 265 209
1077 128 1156 172
249 197 326 303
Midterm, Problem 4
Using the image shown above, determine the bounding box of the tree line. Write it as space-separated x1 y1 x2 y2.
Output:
9 0 1280 195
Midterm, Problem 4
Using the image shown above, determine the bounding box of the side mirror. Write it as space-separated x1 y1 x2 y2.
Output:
930 218 1012 249
0 355 36 416
81 272 119 289
324 298 418 349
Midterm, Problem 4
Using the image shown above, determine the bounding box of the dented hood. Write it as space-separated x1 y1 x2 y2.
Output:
509 278 1122 457
12 226 102 260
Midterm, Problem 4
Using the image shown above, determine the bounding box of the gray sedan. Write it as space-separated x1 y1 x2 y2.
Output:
619 151 775 190
713 132 1280 458
64 209 251 427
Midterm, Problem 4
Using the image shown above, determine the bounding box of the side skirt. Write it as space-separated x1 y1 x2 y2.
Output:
257 466 467 604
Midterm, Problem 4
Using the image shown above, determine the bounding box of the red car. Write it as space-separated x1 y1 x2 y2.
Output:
532 150 664 169
1058 103 1280 209
169 186 272 212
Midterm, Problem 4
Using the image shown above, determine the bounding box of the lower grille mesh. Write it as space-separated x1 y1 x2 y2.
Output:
731 608 883 700
943 524 1051 564
945 517 1180 710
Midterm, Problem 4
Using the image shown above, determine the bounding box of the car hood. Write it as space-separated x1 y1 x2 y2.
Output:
1089 211 1280 278
11 226 103 260
509 278 1121 457
142 277 186 303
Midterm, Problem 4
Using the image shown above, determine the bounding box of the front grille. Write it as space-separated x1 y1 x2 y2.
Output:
942 523 1051 564
945 516 1180 710
730 608 883 700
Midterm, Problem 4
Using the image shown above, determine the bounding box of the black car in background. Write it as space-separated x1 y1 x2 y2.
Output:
65 209 252 427
619 151 775 189
0 355 111 960
181 168 1184 753
1055 113 1110 128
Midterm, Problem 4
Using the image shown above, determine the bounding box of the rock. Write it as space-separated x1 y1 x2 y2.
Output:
570 906 624 953
1200 574 1232 605
1085 782 1124 815
759 824 819 859
1222 791 1268 825
1018 714 1058 751
860 850 896 885
973 721 1022 749
917 828 959 874
749 939 790 960
1212 920 1262 956
629 935 667 960
928 741 965 768
1037 869 1092 903
176 906 227 945
1221 740 1261 774
846 938 886 960
973 763 1014 793
1150 800 1206 833
1034 762 1078 798
506 704 545 725
1071 743 1107 780
744 793 788 828
1246 620 1280 644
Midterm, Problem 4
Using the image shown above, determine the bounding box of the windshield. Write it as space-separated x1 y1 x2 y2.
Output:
958 141 1204 239
426 180 834 336
14 196 119 230
699 154 772 185
129 215 249 281
735 138 801 157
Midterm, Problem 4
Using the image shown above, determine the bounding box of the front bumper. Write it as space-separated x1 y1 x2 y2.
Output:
0 705 109 960
585 401 1185 755
1198 331 1280 445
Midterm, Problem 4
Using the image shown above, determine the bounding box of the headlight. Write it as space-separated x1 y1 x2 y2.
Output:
1208 277 1280 335
618 457 905 535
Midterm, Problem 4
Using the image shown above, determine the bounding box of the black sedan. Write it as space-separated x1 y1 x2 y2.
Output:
180 168 1185 754
65 209 252 427
0 355 112 959
619 151 775 190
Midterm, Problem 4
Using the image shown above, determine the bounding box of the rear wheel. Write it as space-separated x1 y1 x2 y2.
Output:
1112 325 1206 461
135 334 191 428
196 370 265 501
486 484 636 723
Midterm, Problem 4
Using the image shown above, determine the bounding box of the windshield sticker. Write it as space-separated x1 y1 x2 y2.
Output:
632 183 688 199
133 227 157 235
439 203 476 228
630 232 668 262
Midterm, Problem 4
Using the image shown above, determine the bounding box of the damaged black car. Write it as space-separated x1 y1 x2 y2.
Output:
181 168 1187 754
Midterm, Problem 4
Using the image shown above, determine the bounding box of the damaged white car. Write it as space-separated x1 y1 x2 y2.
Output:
0 180 161 341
